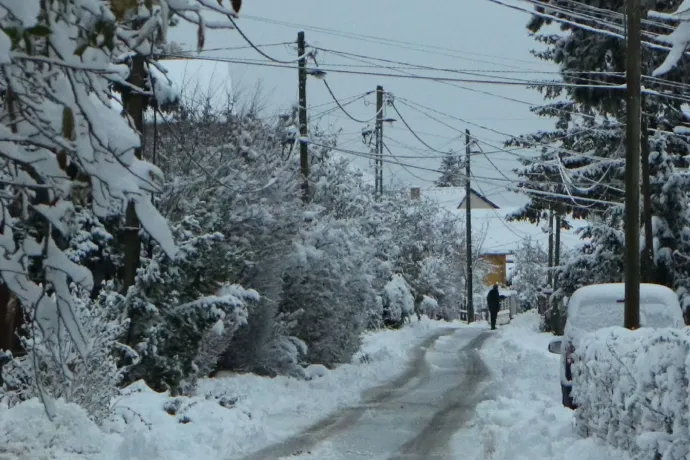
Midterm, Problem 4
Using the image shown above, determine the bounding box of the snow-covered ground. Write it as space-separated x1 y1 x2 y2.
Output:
0 316 474 460
450 311 631 460
2 312 642 460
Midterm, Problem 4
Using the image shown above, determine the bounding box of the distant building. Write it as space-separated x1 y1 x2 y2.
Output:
412 186 587 287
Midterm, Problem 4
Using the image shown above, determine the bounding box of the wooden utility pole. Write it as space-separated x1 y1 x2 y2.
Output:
122 53 146 344
298 31 309 202
555 213 562 290
641 116 654 284
0 90 20 354
465 129 474 323
547 209 554 287
624 0 641 330
375 85 384 197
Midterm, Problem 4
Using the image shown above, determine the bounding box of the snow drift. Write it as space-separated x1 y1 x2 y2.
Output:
451 311 631 460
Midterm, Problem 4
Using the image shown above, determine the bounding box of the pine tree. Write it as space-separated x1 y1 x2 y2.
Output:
435 150 463 187
512 0 690 322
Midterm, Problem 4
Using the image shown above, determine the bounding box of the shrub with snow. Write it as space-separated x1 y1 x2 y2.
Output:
572 327 690 459
383 274 415 328
420 295 439 317
117 217 258 395
280 219 373 367
2 287 126 422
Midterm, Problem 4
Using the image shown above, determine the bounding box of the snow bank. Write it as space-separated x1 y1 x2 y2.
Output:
0 316 462 460
450 312 630 460
572 326 690 460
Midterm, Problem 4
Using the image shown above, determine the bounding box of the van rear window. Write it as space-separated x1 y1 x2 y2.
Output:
572 302 679 331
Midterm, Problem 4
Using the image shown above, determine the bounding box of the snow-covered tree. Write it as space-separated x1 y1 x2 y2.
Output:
0 0 254 417
510 237 548 308
514 0 690 323
435 150 463 187
0 0 182 419
145 87 322 378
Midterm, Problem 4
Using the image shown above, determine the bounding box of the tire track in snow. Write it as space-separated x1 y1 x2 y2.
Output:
237 327 459 460
388 332 492 460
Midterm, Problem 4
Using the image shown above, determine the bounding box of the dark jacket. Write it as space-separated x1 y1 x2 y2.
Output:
487 287 501 311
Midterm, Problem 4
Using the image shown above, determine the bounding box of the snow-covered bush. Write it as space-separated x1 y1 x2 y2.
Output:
117 217 258 395
280 218 374 367
144 80 479 375
382 274 415 327
1 287 127 422
572 327 690 459
419 295 439 318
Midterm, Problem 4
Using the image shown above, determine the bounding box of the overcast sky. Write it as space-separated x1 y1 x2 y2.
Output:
164 0 562 209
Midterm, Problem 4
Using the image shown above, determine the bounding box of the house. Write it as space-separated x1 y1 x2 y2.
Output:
456 188 507 286
411 186 587 287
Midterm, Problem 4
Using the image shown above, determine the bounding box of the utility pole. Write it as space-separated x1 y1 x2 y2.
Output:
641 115 654 284
297 31 309 202
554 213 561 290
547 209 554 287
122 53 145 344
624 0 641 330
465 129 474 323
375 85 384 197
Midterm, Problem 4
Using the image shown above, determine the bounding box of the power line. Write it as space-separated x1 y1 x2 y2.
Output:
487 0 672 56
308 44 690 105
157 51 690 123
167 41 293 55
382 141 439 184
395 97 627 164
313 56 379 124
158 52 690 103
389 101 454 155
317 47 644 90
239 14 557 70
318 136 613 198
224 16 311 64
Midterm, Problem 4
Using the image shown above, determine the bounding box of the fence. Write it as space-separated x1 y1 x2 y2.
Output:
459 289 516 324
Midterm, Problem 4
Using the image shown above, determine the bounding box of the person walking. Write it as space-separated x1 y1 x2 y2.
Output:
486 284 504 330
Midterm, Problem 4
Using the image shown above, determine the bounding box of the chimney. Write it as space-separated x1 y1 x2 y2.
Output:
410 187 421 200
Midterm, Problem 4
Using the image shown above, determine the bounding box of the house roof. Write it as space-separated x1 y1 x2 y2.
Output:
458 207 588 255
459 188 500 210
420 187 501 209
420 187 589 256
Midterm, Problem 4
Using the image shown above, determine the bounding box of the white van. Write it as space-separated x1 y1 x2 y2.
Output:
547 283 685 409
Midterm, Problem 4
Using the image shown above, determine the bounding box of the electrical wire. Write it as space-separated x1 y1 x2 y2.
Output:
389 101 455 155
310 55 381 124
169 41 294 55
224 15 312 64
157 52 690 104
381 141 441 184
486 0 671 55
395 97 626 164
239 14 557 70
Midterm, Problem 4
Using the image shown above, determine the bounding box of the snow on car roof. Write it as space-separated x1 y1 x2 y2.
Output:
566 283 684 331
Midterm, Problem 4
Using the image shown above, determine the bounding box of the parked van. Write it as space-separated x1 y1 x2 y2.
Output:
547 283 685 409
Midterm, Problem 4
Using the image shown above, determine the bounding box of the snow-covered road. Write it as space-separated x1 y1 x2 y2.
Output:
1 313 631 460
238 329 493 460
